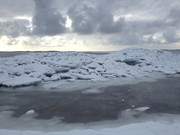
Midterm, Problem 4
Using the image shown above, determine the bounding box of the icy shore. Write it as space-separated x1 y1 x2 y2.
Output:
0 120 180 135
0 48 180 88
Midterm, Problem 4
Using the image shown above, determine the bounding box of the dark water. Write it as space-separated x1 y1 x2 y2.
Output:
0 76 180 123
0 50 179 58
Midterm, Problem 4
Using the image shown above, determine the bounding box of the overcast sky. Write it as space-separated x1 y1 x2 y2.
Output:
0 0 179 16
0 0 180 47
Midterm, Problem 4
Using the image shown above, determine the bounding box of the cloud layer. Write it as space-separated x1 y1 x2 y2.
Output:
0 0 180 44
66 0 180 44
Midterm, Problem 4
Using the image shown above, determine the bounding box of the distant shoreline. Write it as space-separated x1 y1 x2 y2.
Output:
0 52 110 58
0 49 180 58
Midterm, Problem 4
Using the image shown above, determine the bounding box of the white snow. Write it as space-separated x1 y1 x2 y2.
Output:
134 107 150 112
0 121 180 135
0 76 41 87
25 110 36 116
0 48 180 88
0 110 179 135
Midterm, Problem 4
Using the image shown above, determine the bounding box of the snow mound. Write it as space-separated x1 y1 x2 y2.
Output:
0 48 180 88
0 75 41 88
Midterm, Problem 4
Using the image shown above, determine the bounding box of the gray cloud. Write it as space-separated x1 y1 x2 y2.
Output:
0 0 180 45
162 27 179 43
68 1 98 34
66 0 180 44
33 0 66 35
68 0 124 34
0 19 31 37
166 6 180 28
0 0 33 16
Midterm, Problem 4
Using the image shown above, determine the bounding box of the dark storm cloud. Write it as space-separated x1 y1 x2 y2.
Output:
33 0 66 35
68 0 124 34
68 1 98 34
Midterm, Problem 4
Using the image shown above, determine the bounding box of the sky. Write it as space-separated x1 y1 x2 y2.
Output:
0 0 180 51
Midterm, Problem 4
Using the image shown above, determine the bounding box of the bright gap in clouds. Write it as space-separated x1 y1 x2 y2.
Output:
65 16 72 31
13 16 32 22
0 34 125 52
1 34 180 52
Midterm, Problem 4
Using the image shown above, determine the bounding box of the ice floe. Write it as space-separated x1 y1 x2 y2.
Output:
0 48 180 88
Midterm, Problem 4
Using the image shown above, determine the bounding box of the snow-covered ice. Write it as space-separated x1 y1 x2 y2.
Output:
0 110 180 135
0 120 180 135
0 48 180 88
0 76 41 87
